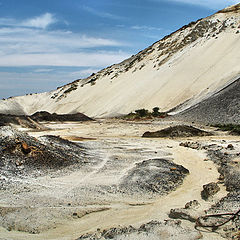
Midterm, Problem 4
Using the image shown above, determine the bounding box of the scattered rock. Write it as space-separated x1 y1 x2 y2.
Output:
226 144 234 150
21 142 31 154
179 141 201 149
185 200 200 209
201 182 220 200
77 220 202 239
169 208 199 222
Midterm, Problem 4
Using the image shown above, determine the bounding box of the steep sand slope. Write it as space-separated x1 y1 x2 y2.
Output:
0 4 240 117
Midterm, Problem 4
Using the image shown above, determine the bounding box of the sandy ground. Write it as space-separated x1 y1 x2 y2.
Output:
0 119 237 240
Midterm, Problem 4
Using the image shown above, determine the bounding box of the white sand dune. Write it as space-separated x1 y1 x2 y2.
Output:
0 4 240 118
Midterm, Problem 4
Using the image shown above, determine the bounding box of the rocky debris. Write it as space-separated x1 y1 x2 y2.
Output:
169 208 199 223
143 125 212 138
201 182 220 200
31 111 93 122
119 158 189 195
0 126 86 179
174 78 240 124
200 141 240 237
169 200 201 223
224 166 240 192
202 191 240 239
179 141 201 149
206 145 240 192
77 220 202 240
227 144 234 150
185 200 200 209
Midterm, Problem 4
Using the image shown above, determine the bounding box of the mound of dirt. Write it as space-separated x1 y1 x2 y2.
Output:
0 126 85 178
0 113 46 130
174 78 240 124
142 125 212 138
120 158 189 195
31 111 93 122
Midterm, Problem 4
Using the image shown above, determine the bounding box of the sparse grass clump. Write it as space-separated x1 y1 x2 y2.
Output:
212 124 240 135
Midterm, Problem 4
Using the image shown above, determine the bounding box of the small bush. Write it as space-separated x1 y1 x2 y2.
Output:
124 107 168 120
212 124 240 135
135 109 149 117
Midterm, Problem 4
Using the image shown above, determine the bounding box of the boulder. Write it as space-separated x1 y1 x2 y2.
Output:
201 182 220 200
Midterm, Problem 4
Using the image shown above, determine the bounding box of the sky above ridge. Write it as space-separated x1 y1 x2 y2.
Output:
0 0 238 98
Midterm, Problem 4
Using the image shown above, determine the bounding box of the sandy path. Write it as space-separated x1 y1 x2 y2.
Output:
0 136 227 240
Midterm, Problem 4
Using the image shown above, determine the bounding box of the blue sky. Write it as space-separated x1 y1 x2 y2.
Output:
0 0 238 99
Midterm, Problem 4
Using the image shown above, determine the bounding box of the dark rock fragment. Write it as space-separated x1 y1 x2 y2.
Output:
201 182 220 200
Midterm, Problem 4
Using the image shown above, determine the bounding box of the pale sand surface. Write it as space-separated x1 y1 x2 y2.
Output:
0 120 235 240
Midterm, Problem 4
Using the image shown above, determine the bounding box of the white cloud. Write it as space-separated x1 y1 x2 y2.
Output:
164 0 239 10
0 27 124 55
0 13 56 29
0 14 129 67
0 52 130 67
21 13 56 29
131 25 162 31
0 13 131 98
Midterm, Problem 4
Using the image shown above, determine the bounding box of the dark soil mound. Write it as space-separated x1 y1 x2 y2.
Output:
120 158 189 195
174 78 240 124
0 126 85 178
142 125 212 138
0 114 45 130
31 111 93 122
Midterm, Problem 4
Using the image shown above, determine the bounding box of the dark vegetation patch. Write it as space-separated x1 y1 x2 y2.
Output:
124 107 168 120
52 82 79 100
143 125 212 138
31 111 93 122
119 159 189 195
212 124 240 135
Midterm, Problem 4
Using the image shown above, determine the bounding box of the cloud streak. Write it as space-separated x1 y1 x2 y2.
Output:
0 13 56 29
21 13 56 29
0 14 129 67
82 6 125 20
131 25 162 31
0 52 130 67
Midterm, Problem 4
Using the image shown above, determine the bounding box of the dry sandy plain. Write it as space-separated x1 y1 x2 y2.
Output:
0 119 239 240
